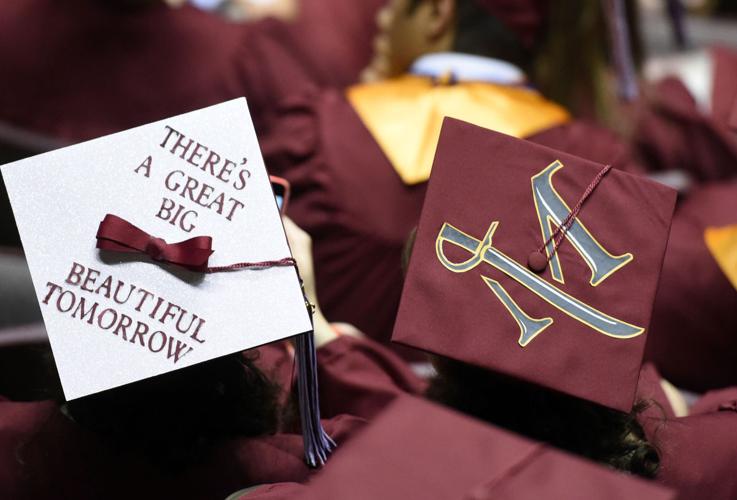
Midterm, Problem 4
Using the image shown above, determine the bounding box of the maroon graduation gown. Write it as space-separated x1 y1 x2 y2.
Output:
314 335 427 419
633 76 737 183
636 363 737 500
0 396 363 500
289 0 387 89
644 181 737 391
711 45 737 132
0 335 423 500
264 88 645 348
256 335 427 420
0 0 365 143
247 362 737 500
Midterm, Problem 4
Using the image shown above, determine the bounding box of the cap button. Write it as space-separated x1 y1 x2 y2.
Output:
527 251 548 273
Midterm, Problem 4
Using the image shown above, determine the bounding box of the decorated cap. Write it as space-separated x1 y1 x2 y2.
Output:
0 98 333 466
475 0 548 48
294 396 677 500
393 118 676 411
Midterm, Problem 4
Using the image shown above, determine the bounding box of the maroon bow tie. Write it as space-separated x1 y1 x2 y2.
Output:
96 214 213 271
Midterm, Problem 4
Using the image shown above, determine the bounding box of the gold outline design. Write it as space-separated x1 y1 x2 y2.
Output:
530 160 633 287
481 275 553 347
436 222 644 341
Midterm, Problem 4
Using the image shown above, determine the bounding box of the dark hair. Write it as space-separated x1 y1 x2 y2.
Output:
101 0 162 7
427 356 660 478
408 0 535 72
60 352 282 469
534 0 644 126
452 0 533 71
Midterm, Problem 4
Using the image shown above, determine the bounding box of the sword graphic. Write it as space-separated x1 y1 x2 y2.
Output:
436 222 643 345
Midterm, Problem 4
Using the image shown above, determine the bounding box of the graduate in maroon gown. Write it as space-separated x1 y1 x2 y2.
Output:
625 45 737 390
392 118 737 499
629 41 737 183
0 218 426 500
0 328 426 500
395 119 674 475
265 0 645 350
633 72 737 184
288 0 388 90
646 181 737 391
0 0 382 144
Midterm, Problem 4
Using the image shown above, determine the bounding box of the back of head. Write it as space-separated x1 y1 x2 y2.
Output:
61 353 281 468
365 0 544 82
412 0 643 123
427 356 660 478
451 0 536 73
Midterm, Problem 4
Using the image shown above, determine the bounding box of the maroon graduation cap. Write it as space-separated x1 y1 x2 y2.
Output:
294 396 676 500
393 118 676 412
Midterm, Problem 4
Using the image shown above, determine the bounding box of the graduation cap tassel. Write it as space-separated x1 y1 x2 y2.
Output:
536 164 613 263
294 279 336 467
602 0 639 101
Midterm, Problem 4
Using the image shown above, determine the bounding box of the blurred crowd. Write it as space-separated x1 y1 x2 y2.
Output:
1 0 737 499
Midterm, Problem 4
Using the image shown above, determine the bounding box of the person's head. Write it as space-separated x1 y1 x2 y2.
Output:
59 351 281 468
401 229 659 478
362 0 539 82
427 356 660 478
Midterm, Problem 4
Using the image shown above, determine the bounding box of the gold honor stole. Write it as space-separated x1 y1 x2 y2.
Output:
705 225 737 290
347 75 570 185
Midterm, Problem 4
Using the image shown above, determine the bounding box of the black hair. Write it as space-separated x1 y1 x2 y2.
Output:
408 0 535 73
427 356 660 478
96 0 163 11
452 0 533 71
60 352 282 469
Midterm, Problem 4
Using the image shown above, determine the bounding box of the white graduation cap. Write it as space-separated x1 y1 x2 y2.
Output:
1 98 333 466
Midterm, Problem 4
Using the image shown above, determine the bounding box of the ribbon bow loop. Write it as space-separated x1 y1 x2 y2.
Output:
96 214 213 271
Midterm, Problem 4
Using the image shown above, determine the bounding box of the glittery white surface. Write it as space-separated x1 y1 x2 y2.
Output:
1 98 312 400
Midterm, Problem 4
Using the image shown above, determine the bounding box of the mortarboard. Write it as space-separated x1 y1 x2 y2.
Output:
292 396 677 500
393 118 676 412
0 98 333 466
